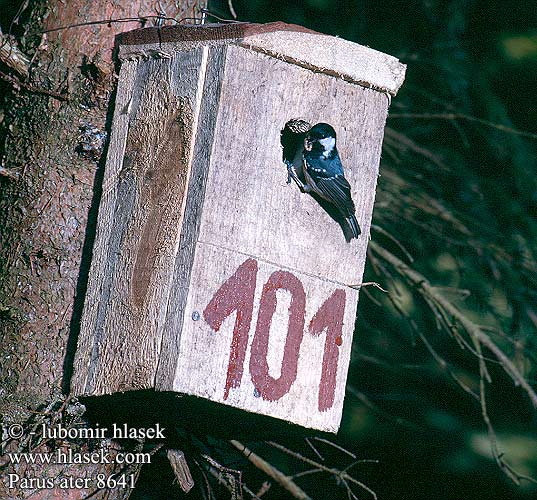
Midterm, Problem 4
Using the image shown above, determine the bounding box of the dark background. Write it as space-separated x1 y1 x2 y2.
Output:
203 1 537 499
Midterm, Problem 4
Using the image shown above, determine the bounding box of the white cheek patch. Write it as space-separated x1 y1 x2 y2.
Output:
319 137 336 156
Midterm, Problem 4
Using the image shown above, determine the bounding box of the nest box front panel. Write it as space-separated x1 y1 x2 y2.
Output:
157 45 389 431
172 244 358 432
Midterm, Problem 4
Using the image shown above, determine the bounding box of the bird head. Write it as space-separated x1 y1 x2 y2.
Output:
304 123 337 156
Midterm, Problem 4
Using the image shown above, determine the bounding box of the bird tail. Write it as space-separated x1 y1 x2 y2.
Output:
346 214 361 239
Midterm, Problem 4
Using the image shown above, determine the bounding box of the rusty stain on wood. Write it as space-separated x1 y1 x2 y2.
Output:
130 93 193 309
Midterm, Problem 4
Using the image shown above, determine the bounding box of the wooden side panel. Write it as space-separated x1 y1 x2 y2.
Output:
160 46 388 431
71 49 208 395
70 59 138 396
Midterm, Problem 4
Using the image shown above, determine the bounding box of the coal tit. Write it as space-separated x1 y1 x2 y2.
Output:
282 120 361 239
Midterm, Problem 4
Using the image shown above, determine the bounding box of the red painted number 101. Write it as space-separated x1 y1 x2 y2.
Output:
203 259 346 412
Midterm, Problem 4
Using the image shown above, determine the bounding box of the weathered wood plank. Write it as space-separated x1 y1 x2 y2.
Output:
71 58 139 395
157 45 388 430
199 45 386 286
168 243 358 432
72 49 208 395
155 45 228 389
118 22 406 95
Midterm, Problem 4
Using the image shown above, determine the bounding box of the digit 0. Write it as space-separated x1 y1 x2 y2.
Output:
249 270 306 401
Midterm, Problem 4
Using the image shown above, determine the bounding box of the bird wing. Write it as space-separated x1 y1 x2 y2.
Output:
314 174 356 217
304 157 355 216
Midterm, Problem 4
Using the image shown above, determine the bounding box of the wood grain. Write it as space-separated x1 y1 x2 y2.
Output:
118 23 406 95
71 49 208 395
199 45 386 286
167 449 194 493
155 45 387 430
169 243 358 432
155 45 227 389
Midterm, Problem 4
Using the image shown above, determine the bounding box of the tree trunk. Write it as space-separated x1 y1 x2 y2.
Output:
0 1 196 498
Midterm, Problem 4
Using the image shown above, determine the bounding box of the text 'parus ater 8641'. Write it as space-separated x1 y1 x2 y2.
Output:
282 120 361 239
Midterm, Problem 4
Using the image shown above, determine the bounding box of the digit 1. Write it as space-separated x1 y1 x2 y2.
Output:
309 289 346 412
203 258 257 399
250 271 306 401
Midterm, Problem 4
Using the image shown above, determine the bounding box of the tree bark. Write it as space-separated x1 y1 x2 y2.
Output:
0 1 196 498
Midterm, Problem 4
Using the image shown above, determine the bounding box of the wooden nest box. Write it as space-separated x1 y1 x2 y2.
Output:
71 22 406 432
